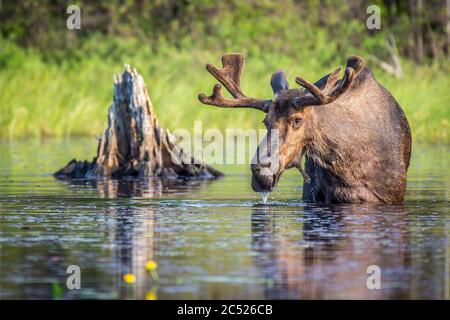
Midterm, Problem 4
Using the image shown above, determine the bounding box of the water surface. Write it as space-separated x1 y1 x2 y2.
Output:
0 139 449 299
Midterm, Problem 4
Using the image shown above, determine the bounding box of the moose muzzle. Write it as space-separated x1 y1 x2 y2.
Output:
251 130 281 192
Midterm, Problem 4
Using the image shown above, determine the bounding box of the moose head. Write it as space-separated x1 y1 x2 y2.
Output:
198 53 411 203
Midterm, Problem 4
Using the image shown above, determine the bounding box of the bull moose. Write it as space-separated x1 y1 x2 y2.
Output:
198 54 411 203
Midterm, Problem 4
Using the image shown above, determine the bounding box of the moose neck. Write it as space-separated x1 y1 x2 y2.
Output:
303 105 364 183
301 68 375 183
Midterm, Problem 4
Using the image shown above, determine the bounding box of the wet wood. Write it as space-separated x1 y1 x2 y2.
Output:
54 65 222 179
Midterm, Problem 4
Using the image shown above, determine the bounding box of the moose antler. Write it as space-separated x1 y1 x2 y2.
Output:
198 54 271 112
295 56 365 104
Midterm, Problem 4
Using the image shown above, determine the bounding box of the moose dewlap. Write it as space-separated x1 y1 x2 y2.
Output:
199 53 412 204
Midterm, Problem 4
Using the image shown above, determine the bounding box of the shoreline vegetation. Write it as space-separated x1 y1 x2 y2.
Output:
0 1 449 143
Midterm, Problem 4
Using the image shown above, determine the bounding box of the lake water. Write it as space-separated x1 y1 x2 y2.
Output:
0 139 449 299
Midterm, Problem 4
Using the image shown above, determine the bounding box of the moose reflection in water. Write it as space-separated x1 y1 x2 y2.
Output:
251 204 447 299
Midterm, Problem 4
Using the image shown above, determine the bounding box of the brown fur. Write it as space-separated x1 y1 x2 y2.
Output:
252 59 411 203
198 54 412 204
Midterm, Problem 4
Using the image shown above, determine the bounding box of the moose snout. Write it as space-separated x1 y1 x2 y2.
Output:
251 133 281 192
251 162 278 192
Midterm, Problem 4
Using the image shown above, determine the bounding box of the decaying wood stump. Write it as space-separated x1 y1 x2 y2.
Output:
54 65 222 180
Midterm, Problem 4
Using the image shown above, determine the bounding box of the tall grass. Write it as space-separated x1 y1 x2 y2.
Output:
0 38 449 143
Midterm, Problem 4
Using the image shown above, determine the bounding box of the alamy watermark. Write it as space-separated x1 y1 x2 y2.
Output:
366 265 381 290
66 265 81 290
366 5 381 30
170 121 280 168
66 5 81 30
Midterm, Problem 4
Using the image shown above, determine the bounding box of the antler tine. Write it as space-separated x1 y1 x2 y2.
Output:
198 84 230 107
205 53 245 98
346 55 365 74
326 56 364 99
295 76 325 103
322 67 342 94
294 56 364 105
198 54 271 112
198 84 271 111
328 67 355 99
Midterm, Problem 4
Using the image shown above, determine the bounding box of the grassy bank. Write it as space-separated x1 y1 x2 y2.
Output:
0 38 449 143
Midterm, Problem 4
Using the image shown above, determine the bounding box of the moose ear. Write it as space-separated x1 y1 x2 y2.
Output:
271 70 289 95
314 74 331 90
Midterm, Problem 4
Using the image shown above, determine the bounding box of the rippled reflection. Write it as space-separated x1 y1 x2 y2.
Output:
0 139 449 299
251 205 415 299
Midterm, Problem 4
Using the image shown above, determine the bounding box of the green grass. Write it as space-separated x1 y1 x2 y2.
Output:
0 38 449 143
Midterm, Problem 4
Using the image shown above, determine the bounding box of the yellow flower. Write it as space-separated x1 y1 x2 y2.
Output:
123 273 136 284
145 292 157 300
145 260 158 271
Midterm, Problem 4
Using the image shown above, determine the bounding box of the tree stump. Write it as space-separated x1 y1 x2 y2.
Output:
54 65 222 180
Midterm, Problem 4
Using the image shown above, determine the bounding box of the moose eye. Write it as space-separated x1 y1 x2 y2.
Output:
293 117 302 127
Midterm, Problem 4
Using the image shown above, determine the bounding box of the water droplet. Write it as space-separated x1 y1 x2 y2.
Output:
260 192 270 204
